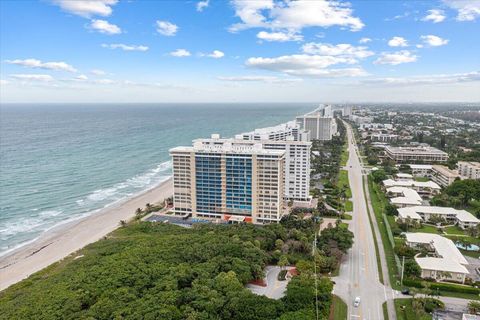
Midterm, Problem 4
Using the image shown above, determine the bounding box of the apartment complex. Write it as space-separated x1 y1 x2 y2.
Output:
385 145 448 163
296 108 337 141
405 233 469 283
370 133 398 143
431 165 460 187
382 178 441 197
237 120 310 142
170 136 286 224
397 206 479 229
458 161 480 180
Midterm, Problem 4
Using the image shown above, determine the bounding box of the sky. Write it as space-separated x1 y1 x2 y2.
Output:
0 0 479 103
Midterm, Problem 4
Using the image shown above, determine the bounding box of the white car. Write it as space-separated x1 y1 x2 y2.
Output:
354 297 361 307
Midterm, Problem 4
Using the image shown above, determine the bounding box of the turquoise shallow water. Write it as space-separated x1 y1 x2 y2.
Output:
0 103 314 255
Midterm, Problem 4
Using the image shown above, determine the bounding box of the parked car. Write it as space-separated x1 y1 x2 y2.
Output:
401 288 410 295
354 297 361 307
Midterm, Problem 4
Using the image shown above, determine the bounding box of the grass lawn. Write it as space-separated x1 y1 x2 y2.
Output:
394 299 431 320
461 249 480 258
444 225 468 235
368 176 399 288
345 200 353 212
414 177 430 182
383 302 390 320
330 295 348 320
417 224 441 234
446 234 480 246
341 213 353 220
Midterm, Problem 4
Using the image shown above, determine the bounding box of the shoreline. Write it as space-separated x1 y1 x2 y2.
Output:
0 177 173 292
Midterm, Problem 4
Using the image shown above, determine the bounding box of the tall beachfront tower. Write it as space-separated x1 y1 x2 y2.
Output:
170 135 286 224
295 105 337 141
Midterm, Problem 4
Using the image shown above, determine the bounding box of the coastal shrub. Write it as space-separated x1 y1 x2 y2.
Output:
0 221 335 320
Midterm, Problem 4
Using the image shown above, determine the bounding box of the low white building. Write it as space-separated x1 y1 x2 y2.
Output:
386 187 423 208
395 173 413 181
385 145 448 163
405 164 432 178
382 179 441 197
458 161 480 180
405 233 469 283
397 206 480 229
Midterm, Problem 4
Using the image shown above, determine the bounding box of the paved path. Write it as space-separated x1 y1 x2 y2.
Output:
333 121 397 320
246 266 292 300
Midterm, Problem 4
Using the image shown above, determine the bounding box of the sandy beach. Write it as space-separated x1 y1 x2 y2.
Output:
0 177 173 291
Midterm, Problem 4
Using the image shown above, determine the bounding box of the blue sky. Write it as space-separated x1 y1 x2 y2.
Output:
1 0 479 102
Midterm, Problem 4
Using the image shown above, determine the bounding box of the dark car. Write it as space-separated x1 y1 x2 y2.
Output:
401 288 410 295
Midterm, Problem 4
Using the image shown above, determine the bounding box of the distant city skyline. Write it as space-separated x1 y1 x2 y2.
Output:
1 0 479 103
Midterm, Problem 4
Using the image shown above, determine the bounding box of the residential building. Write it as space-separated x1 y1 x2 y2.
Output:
170 135 286 224
395 173 413 181
405 233 469 283
405 164 432 177
382 179 441 197
458 161 480 180
385 145 448 163
386 187 422 208
349 115 374 125
370 133 398 143
237 120 310 142
397 206 480 229
431 165 460 187
295 109 337 141
343 105 352 117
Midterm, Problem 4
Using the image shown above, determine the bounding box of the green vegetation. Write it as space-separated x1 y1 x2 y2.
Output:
330 295 347 320
367 175 400 289
345 200 353 212
394 298 442 320
340 145 349 167
382 302 389 320
414 177 430 182
431 179 480 218
0 209 355 320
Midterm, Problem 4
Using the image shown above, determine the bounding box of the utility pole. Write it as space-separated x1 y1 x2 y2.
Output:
313 220 319 320
400 255 405 286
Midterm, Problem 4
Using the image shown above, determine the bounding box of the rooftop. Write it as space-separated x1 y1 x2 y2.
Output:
386 145 448 155
382 179 441 190
398 206 480 223
432 165 459 178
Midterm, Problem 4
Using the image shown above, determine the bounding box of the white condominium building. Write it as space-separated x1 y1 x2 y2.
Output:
385 145 448 163
458 161 480 180
403 164 432 177
431 165 460 187
170 135 286 224
397 206 480 229
382 178 441 197
296 109 337 141
236 120 310 142
405 233 469 283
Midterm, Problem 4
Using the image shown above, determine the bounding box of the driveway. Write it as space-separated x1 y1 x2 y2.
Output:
246 266 293 300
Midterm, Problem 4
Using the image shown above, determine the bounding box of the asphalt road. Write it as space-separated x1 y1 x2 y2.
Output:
333 122 396 320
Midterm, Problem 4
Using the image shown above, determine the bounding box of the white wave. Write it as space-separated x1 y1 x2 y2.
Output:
80 161 172 205
38 210 63 217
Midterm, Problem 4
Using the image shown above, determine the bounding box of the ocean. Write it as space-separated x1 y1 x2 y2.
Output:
0 103 314 256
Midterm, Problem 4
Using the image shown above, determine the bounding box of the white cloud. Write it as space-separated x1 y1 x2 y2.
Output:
374 50 418 65
246 54 367 78
359 37 371 44
170 49 191 57
443 0 480 21
52 0 117 18
196 0 209 12
10 74 55 82
301 42 374 59
361 71 480 86
101 43 149 51
420 35 449 47
0 79 9 85
388 36 408 47
422 9 446 23
217 75 302 83
156 20 178 36
90 19 121 34
229 0 364 32
6 58 77 72
94 79 116 84
257 31 303 42
90 69 106 76
204 50 225 58
75 74 89 81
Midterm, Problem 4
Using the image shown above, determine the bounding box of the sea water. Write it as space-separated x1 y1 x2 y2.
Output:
0 103 313 256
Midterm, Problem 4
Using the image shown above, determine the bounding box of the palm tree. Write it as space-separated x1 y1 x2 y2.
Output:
135 208 142 216
145 203 152 212
468 301 480 314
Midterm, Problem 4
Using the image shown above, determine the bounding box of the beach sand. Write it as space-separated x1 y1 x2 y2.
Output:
0 177 173 291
